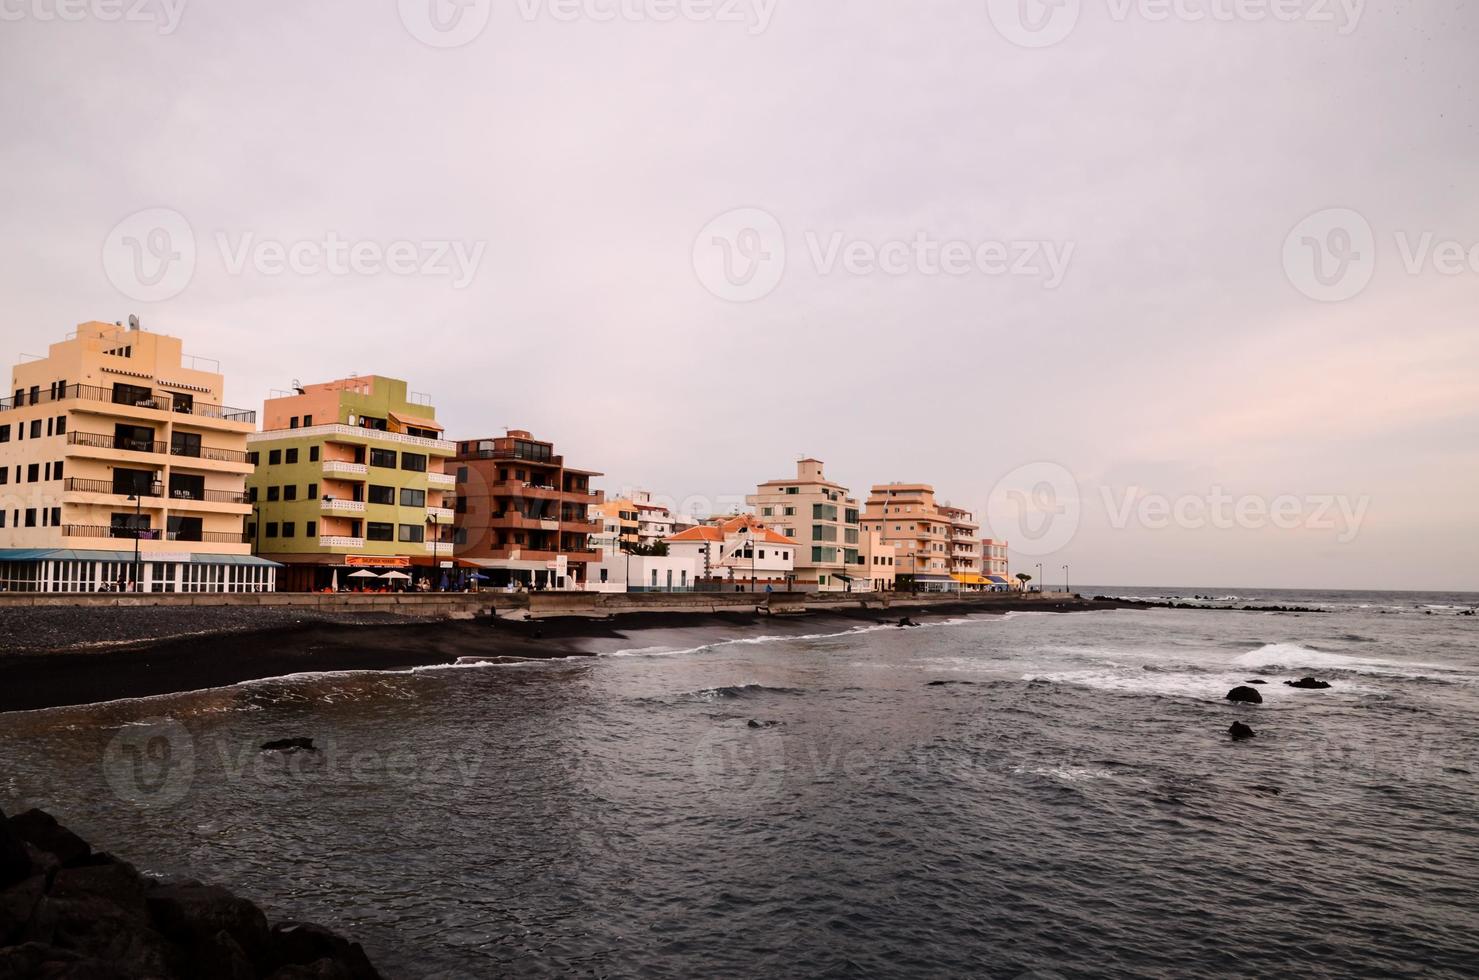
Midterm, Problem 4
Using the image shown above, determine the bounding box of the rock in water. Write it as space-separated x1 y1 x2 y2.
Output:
1284 677 1332 690
1244 679 1267 685
1226 686 1263 705
1228 722 1256 740
261 737 316 753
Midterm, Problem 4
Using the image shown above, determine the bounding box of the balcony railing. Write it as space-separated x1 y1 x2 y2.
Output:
321 499 367 513
63 478 162 497
171 444 251 464
68 431 166 455
62 525 246 544
321 460 369 476
427 472 456 487
168 488 251 505
249 423 454 452
0 382 255 423
319 536 366 549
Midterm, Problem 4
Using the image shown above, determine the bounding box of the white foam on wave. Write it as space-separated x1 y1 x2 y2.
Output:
603 617 977 660
1231 643 1461 679
1011 764 1116 781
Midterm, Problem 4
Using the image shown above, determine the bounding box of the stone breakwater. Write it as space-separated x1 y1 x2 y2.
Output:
0 807 382 979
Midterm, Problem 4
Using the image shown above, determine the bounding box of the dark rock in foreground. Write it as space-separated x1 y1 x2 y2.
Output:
1284 677 1332 690
261 738 317 754
1226 686 1264 704
0 807 381 979
1228 722 1256 740
1244 679 1267 685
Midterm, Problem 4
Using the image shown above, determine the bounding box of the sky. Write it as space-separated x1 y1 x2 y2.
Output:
1 0 1476 591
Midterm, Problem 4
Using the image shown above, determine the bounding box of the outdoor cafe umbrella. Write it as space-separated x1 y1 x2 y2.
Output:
347 570 378 579
381 571 412 581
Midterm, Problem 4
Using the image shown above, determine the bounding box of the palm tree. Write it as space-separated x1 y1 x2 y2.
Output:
1015 572 1032 592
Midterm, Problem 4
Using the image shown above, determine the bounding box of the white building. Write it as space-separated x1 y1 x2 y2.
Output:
585 551 702 593
665 515 796 590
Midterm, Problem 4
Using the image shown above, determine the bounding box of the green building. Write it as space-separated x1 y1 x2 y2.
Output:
245 376 457 591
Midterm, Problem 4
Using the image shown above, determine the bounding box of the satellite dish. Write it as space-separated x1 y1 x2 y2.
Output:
127 314 140 331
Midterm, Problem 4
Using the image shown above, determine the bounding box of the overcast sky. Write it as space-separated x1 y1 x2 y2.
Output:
2 0 1475 590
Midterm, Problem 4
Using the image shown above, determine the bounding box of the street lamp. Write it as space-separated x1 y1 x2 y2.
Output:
127 492 142 591
1063 564 1070 594
1036 562 1043 594
426 513 439 590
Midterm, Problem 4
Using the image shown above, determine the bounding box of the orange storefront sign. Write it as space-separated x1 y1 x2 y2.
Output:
345 556 411 568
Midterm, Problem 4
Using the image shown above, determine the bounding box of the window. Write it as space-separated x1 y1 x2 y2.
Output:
247 451 259 465
367 522 394 542
400 487 426 508
813 503 838 521
269 449 282 465
306 483 317 499
28 419 41 439
266 486 280 502
111 382 152 407
370 448 397 468
283 485 298 501
285 448 299 464
306 520 317 538
167 516 203 542
247 486 258 503
282 522 295 538
53 461 63 481
813 524 837 542
456 466 469 482
0 470 6 486
171 432 201 458
26 463 39 483
289 417 299 428
399 524 425 543
0 424 8 442
303 415 313 426
368 485 395 505
455 496 467 514
401 453 427 473
309 445 319 462
761 506 773 516
783 506 796 516
266 522 279 538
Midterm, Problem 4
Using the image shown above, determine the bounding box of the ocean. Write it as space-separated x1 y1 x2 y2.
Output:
2 587 1477 978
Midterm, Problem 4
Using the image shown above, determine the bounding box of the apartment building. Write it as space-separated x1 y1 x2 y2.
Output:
451 429 603 589
631 489 676 546
594 497 640 551
747 459 863 592
859 529 898 592
981 537 1011 581
246 376 456 592
0 320 273 592
862 483 985 591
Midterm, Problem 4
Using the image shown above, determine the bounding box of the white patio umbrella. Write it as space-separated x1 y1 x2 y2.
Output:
381 571 412 581
347 570 378 579
331 570 339 590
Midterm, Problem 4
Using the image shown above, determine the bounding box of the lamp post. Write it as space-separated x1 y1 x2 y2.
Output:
127 492 142 591
1063 564 1069 595
1036 562 1042 594
427 513 439 590
744 527 756 592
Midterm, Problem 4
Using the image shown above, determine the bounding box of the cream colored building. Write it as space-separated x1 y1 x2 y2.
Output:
859 528 897 592
863 483 987 591
0 320 275 592
747 459 863 592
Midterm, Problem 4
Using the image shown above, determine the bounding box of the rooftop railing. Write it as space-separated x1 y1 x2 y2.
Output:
1 383 255 423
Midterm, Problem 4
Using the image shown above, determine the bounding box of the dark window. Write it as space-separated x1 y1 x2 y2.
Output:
370 448 397 468
303 415 313 426
169 474 205 500
111 382 152 407
53 461 64 481
455 496 467 514
401 453 427 473
0 470 7 485
269 449 282 465
113 469 155 496
28 419 41 439
266 522 279 538
368 485 395 505
283 485 298 501
170 431 202 458
367 522 394 542
400 487 426 508
248 486 258 503
306 520 317 538
55 416 66 435
24 508 37 527
247 451 259 465
453 528 468 545
399 524 425 543
306 483 317 499
456 466 469 482
26 463 39 483
282 522 295 538
289 416 299 429
285 448 299 464
267 486 280 502
0 425 8 443
167 516 203 542
309 445 320 462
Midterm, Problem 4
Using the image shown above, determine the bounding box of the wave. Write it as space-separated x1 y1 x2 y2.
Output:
688 683 806 701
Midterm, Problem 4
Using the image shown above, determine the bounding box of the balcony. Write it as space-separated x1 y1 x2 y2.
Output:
2 382 255 423
167 488 251 505
250 423 453 453
426 507 454 521
319 536 366 549
63 477 162 498
321 498 367 514
427 472 456 488
67 430 166 455
62 525 246 544
321 460 369 477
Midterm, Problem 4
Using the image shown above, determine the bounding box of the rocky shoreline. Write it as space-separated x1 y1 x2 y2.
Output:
0 806 380 979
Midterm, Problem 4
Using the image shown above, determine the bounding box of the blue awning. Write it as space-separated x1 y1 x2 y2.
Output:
0 549 282 568
986 575 1011 584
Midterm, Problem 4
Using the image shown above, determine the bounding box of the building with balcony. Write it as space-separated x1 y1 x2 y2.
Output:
981 537 1012 586
0 320 274 592
663 515 795 590
451 429 603 589
594 497 641 551
860 529 898 592
245 376 457 592
862 483 986 592
746 459 863 592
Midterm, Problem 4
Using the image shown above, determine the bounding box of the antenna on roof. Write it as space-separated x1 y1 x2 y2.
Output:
127 314 140 331
292 378 305 395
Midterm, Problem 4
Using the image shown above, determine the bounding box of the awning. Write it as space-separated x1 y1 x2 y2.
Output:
389 411 443 432
466 558 552 572
951 573 989 586
409 556 480 569
986 575 1011 585
0 548 282 568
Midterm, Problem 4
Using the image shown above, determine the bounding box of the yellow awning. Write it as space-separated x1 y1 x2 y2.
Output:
389 411 443 432
951 573 989 585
